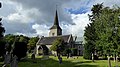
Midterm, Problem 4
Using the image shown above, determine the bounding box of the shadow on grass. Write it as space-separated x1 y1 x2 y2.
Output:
18 57 98 67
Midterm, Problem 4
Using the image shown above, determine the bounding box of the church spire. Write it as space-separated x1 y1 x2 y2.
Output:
49 7 62 36
50 8 61 30
54 10 59 26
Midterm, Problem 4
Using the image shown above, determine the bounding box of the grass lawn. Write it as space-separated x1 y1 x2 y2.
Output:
1 56 120 67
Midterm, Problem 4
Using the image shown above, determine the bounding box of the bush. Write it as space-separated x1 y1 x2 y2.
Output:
13 42 27 60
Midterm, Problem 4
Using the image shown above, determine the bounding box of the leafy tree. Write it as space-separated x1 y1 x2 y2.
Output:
0 18 5 58
50 38 65 56
4 34 30 52
84 22 97 60
19 35 29 44
4 34 29 60
4 34 15 44
85 3 120 67
13 42 27 60
84 3 103 60
27 37 39 52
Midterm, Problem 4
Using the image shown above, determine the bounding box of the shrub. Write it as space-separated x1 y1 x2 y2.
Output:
13 42 27 60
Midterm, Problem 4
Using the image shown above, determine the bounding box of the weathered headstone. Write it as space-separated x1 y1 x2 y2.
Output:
10 55 18 67
31 53 37 63
4 52 11 64
31 53 35 60
2 51 11 67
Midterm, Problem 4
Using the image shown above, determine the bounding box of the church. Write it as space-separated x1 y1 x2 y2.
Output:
36 9 83 55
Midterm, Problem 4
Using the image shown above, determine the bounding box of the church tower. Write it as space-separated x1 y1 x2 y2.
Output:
49 10 62 36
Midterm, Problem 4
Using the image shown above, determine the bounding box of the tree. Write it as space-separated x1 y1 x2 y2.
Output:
84 23 97 61
19 35 29 44
84 3 103 60
50 38 65 56
4 34 29 60
13 42 27 60
4 34 30 52
85 3 120 67
27 37 39 52
0 18 5 58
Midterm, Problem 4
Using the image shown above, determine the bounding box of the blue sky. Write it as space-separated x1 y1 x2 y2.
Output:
67 7 89 14
0 0 120 37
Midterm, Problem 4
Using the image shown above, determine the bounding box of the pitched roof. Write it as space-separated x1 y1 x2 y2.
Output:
37 35 72 45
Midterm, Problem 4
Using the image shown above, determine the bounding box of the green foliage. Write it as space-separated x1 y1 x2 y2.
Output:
83 4 102 58
4 34 30 45
50 38 65 52
83 43 92 59
13 42 27 60
19 35 29 44
84 23 97 59
84 3 120 60
27 37 39 51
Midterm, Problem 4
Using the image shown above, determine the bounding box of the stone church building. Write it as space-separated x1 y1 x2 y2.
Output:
36 10 83 55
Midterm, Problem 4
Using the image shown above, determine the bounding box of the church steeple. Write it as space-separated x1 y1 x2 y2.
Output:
50 9 61 30
54 10 59 26
49 9 62 36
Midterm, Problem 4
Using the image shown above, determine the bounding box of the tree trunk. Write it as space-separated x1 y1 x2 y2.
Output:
92 53 94 62
114 53 116 62
108 56 111 67
116 56 118 67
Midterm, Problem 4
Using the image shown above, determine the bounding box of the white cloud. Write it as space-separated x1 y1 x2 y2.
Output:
94 0 120 7
1 0 120 37
32 23 49 36
7 7 41 24
62 12 91 37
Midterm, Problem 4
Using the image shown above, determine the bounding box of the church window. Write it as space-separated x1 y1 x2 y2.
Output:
52 33 55 36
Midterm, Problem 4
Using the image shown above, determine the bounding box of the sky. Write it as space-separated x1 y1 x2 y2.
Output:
0 0 120 37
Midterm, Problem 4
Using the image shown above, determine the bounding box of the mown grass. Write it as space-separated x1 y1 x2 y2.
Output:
19 56 120 67
1 56 120 67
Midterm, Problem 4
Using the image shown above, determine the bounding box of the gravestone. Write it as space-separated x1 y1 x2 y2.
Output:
4 52 11 64
2 51 11 67
31 53 35 60
31 53 37 63
10 55 18 67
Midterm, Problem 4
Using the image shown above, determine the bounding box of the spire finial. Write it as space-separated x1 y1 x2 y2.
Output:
49 5 62 30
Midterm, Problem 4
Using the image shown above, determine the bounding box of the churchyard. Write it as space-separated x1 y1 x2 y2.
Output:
1 55 120 67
